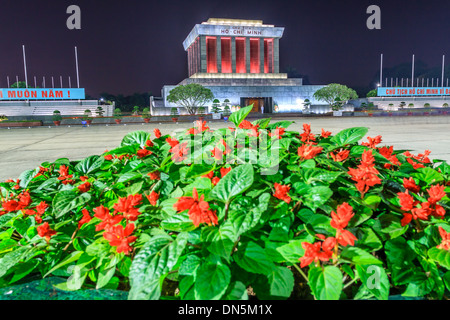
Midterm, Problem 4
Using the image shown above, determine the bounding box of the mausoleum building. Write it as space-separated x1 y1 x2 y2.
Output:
159 18 327 114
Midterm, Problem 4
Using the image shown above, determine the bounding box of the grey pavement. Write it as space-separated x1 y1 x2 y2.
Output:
1 116 450 181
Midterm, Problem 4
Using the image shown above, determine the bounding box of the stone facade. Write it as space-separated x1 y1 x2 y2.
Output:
158 18 327 113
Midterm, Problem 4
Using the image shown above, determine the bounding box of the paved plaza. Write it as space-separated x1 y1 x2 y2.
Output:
1 116 450 181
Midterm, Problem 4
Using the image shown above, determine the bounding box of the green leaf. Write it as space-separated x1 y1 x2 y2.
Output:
266 266 295 299
234 241 275 275
356 264 390 300
428 247 450 270
128 232 188 300
117 172 142 184
52 191 92 218
75 155 104 175
377 214 408 239
194 262 231 300
161 211 197 232
267 121 294 130
340 247 382 265
308 266 343 300
228 193 270 237
301 168 342 184
229 105 253 127
201 224 237 260
121 131 151 147
184 163 215 180
223 281 248 300
209 164 254 203
179 255 202 276
0 246 30 278
252 118 272 129
385 238 416 285
301 186 333 212
330 127 369 147
18 169 38 189
44 251 84 278
412 168 444 186
276 240 305 264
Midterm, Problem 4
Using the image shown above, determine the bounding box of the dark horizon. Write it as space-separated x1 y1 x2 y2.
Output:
1 0 450 98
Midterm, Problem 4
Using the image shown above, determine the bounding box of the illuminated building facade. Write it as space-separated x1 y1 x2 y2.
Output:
161 18 327 113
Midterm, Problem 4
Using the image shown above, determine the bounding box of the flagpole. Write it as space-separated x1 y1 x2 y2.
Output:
22 45 29 88
380 53 383 86
412 54 415 88
75 46 80 88
442 55 445 88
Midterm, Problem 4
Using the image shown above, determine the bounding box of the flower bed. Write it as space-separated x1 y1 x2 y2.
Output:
0 120 43 128
0 105 449 300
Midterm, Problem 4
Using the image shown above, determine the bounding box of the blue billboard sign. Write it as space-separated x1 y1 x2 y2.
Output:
0 88 85 100
378 87 450 97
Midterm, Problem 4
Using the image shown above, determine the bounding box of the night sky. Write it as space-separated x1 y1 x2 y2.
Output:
1 0 450 97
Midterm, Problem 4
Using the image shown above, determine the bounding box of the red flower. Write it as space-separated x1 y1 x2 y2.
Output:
58 165 75 185
427 184 446 204
330 203 357 247
166 137 179 148
154 128 162 138
35 201 49 216
300 123 316 143
80 176 89 182
269 127 286 139
330 203 354 230
103 223 138 255
94 205 123 232
173 188 218 227
378 146 400 169
78 209 92 228
146 139 154 147
348 150 381 197
336 229 358 247
17 192 32 210
407 158 425 169
239 120 255 130
2 200 19 212
398 191 417 212
37 222 57 241
220 167 232 178
34 166 49 178
211 147 224 161
113 195 143 222
273 183 291 204
212 177 221 186
362 135 382 149
171 142 189 163
437 227 450 250
137 148 152 158
202 171 214 179
330 149 350 162
188 121 210 135
146 191 159 206
147 171 160 180
403 178 420 193
321 129 332 139
298 144 323 160
299 237 336 268
78 182 91 193
104 154 113 161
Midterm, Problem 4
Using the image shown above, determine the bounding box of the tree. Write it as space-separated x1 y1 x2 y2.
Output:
167 84 214 115
11 81 38 88
367 89 377 97
313 84 358 111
